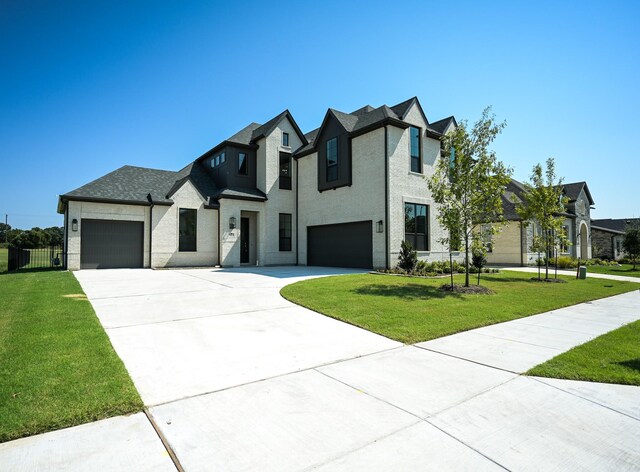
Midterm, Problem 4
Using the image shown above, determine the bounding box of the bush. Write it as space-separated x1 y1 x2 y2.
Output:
397 240 418 272
556 256 579 269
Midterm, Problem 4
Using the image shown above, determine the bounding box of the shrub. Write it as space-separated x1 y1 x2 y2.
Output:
397 240 418 272
556 256 578 269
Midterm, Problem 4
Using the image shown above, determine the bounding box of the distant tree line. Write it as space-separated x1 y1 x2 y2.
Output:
0 223 63 248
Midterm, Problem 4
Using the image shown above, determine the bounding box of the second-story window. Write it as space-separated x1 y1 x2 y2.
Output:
410 127 421 173
211 152 226 168
238 152 248 176
282 132 289 147
279 152 292 190
326 137 338 182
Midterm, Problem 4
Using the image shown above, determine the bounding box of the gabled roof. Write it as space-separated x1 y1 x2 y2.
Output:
60 166 177 206
429 116 457 135
563 181 594 205
294 96 453 158
249 109 308 147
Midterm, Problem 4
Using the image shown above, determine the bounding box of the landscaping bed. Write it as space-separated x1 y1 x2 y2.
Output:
0 271 142 443
281 272 638 344
527 319 640 386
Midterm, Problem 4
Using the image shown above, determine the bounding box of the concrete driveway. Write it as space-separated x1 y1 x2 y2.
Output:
3 267 639 471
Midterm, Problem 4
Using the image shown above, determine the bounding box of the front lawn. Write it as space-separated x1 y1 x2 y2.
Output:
281 272 638 344
527 320 640 386
0 271 142 443
588 263 640 278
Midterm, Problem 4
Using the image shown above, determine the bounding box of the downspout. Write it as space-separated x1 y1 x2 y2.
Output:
520 221 525 266
146 193 154 269
64 202 69 270
295 157 299 265
384 126 390 269
217 204 221 266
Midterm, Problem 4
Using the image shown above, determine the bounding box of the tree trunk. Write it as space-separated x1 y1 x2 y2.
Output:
464 234 470 287
545 239 550 280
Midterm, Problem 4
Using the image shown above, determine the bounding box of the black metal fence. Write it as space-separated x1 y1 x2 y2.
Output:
7 246 65 271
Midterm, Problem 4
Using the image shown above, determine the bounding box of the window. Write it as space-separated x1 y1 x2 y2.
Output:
238 152 248 175
481 224 493 253
404 203 428 251
282 132 289 147
279 213 292 251
179 208 197 252
410 127 421 173
326 137 338 182
559 225 569 253
211 152 225 168
279 152 292 190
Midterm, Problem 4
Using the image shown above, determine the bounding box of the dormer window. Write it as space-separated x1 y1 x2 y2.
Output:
211 152 226 168
282 132 289 147
238 152 248 176
410 127 421 173
326 137 338 182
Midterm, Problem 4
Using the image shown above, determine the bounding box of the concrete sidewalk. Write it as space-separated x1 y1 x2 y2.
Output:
501 265 640 283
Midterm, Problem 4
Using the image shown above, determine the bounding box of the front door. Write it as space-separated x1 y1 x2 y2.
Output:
240 217 250 263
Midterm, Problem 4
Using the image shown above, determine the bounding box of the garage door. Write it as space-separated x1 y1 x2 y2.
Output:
81 219 144 269
307 221 372 269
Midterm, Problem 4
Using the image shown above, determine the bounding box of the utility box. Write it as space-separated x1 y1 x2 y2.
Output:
578 266 587 280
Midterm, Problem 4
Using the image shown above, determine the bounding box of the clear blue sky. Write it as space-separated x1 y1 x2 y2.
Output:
1 0 639 229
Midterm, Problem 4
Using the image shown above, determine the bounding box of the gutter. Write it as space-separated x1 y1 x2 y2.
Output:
146 193 154 269
295 157 299 265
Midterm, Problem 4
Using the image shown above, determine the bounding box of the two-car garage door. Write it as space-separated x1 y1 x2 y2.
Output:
307 221 372 269
80 219 144 269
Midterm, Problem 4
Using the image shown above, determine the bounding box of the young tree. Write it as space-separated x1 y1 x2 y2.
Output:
516 158 568 280
623 227 640 270
428 107 512 287
471 241 487 285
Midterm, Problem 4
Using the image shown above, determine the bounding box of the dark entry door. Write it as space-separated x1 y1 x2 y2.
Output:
240 217 250 263
81 219 144 269
307 220 372 269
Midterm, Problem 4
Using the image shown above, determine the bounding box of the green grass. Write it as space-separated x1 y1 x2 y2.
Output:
527 320 640 385
0 247 7 273
0 271 143 443
281 272 638 344
588 264 640 278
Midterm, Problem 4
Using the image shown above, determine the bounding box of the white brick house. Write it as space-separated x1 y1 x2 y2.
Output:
58 97 458 270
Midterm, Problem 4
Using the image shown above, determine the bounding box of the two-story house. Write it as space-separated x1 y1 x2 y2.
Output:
57 97 457 270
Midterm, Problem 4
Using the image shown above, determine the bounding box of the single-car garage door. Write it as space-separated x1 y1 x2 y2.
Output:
307 221 372 269
81 219 144 269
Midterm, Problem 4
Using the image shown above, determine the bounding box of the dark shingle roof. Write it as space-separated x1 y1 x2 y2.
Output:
591 218 640 232
562 181 594 205
168 161 218 200
294 96 454 157
227 123 262 146
62 166 178 204
211 187 267 201
429 116 456 135
250 111 289 141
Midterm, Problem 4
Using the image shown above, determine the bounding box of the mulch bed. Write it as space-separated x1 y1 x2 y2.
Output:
439 284 494 294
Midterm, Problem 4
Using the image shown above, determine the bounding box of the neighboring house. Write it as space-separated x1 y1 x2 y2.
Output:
591 218 640 260
58 97 458 270
486 180 595 265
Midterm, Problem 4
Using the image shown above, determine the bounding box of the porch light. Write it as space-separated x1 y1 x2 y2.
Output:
376 220 383 233
71 219 78 232
229 216 236 230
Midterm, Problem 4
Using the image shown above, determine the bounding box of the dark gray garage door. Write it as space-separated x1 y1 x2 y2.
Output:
308 221 372 269
81 219 144 269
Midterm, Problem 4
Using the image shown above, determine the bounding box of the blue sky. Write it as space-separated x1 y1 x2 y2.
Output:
1 0 639 229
